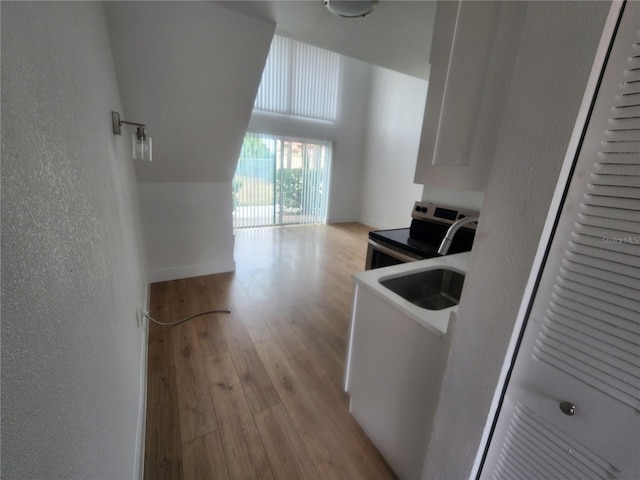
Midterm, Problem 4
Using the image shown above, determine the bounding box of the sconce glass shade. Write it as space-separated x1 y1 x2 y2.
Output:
132 128 152 161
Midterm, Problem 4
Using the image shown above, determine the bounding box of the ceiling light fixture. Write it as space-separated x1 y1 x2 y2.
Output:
324 0 378 18
112 111 152 161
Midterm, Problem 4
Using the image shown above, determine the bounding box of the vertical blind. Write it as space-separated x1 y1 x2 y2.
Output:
253 35 341 121
233 133 331 229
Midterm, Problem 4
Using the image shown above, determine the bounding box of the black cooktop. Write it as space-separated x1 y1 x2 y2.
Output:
369 218 476 259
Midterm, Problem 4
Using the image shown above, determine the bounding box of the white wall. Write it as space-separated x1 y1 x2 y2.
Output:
1 3 149 478
140 182 235 282
104 3 275 282
421 2 611 479
248 56 372 224
358 66 427 229
104 2 276 183
421 185 484 212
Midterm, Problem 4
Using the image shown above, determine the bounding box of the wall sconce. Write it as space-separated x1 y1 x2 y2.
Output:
112 111 152 161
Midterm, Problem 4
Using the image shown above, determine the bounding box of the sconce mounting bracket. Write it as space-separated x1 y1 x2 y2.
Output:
112 111 122 135
112 111 146 135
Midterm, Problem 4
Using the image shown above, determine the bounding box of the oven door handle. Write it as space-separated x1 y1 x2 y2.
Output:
368 239 419 264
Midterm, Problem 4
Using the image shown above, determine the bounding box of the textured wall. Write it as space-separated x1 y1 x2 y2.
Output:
422 2 611 479
1 3 149 478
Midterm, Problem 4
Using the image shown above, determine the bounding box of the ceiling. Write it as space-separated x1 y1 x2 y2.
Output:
214 0 437 80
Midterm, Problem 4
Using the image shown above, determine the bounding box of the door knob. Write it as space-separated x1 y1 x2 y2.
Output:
559 401 576 416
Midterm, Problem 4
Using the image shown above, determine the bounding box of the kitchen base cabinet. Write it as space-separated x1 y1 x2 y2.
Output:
344 282 452 480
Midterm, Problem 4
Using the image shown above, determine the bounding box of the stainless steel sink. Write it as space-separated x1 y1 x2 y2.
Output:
379 268 465 310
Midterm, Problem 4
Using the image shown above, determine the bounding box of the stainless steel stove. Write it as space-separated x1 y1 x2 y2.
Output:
365 201 479 270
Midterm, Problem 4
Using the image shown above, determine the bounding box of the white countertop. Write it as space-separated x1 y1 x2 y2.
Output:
352 252 471 337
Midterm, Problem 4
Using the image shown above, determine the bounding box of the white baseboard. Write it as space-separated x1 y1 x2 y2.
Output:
134 284 151 480
134 319 149 479
326 215 361 224
148 260 236 283
354 215 388 230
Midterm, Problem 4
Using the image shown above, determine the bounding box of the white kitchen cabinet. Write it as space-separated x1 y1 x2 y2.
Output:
344 254 468 480
414 1 526 192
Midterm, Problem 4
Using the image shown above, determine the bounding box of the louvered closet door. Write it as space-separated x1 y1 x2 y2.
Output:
481 3 640 479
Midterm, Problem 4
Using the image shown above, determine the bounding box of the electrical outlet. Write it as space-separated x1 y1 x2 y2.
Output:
136 306 147 328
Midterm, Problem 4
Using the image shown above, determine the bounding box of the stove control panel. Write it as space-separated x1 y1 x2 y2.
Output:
411 201 479 228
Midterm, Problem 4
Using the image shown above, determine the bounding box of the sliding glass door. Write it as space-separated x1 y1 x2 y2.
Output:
232 132 331 228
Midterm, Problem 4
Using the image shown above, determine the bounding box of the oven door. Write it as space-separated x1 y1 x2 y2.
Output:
365 239 421 270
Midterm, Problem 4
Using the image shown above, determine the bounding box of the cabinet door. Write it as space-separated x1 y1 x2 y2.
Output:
346 284 449 480
414 1 525 192
481 3 640 478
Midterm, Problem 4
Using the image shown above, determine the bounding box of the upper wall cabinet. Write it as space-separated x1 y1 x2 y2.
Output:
414 1 527 192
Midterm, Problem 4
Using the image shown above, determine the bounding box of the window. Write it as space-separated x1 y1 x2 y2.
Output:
253 35 341 121
233 133 332 228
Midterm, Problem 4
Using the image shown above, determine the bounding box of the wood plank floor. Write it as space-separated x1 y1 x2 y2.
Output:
144 223 397 480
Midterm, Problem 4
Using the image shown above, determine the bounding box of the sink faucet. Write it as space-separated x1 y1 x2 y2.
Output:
438 215 480 255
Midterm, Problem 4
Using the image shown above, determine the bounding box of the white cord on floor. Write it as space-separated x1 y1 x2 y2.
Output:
142 309 231 327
